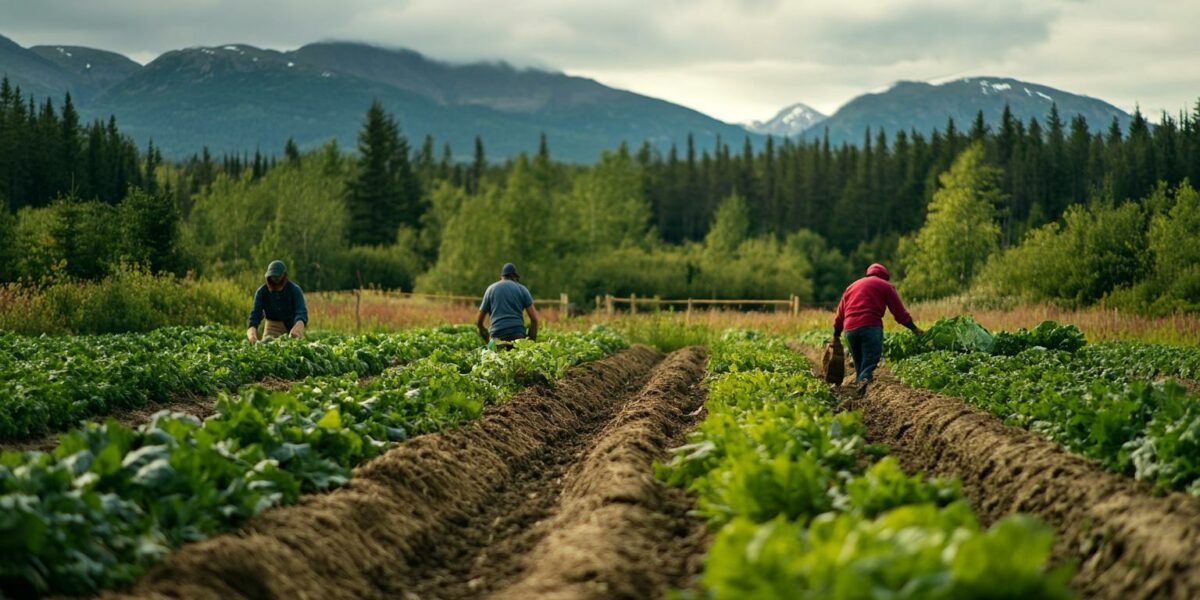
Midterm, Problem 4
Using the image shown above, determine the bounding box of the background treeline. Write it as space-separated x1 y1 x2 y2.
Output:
2 74 1199 317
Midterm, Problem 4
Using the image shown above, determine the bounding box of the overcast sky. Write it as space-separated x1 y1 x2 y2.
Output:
2 0 1197 123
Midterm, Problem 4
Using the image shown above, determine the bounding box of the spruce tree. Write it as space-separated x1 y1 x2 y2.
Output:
345 100 422 246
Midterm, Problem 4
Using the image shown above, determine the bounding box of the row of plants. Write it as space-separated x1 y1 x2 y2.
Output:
881 315 1200 494
657 331 1071 599
0 326 488 441
892 343 1200 495
0 327 626 597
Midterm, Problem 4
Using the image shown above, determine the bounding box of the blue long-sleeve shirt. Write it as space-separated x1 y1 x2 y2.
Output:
247 281 308 329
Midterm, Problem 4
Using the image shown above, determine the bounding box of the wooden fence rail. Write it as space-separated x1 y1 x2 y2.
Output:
596 294 802 318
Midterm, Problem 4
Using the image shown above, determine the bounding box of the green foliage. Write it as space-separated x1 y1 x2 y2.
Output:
118 188 184 275
0 326 626 595
981 199 1149 306
893 339 1200 493
704 508 1071 600
0 268 243 336
185 149 351 289
884 317 1085 360
658 330 1069 598
612 315 714 352
1106 182 1200 314
899 144 1003 300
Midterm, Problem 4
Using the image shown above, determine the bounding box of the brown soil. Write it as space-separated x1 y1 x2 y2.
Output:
795 343 1200 600
102 345 711 600
1166 376 1200 396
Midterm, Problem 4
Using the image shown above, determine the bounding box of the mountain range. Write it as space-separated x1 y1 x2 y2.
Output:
0 33 1135 161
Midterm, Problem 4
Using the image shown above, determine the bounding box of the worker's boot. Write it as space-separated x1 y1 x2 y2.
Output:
855 378 870 398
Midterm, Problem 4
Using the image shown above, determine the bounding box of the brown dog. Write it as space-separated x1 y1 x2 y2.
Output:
822 338 845 385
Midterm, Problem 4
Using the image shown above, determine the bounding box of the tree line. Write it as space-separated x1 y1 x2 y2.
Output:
1 79 1198 312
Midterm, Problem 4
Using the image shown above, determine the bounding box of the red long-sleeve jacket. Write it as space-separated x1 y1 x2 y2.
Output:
834 264 915 334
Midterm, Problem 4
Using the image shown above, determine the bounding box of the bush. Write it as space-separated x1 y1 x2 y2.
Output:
334 241 425 291
0 268 243 335
979 201 1148 306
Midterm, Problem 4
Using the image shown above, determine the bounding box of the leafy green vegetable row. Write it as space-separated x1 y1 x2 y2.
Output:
0 326 483 440
658 331 1072 599
884 316 1086 360
893 345 1200 494
0 328 626 597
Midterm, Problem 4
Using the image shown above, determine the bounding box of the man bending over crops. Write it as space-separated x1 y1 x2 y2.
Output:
477 262 539 350
833 263 922 396
247 260 309 344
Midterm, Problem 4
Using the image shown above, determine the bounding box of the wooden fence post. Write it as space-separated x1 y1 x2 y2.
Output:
595 295 601 312
686 298 693 326
560 293 568 318
355 270 364 333
630 293 638 315
605 294 614 316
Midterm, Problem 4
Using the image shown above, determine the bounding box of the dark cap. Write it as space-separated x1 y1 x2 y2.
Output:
265 260 287 278
501 263 519 277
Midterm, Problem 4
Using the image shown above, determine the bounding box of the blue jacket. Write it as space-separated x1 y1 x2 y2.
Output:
248 281 308 329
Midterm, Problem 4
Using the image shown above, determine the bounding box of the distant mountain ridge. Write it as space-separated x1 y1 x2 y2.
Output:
0 32 1137 161
799 77 1133 146
0 34 759 161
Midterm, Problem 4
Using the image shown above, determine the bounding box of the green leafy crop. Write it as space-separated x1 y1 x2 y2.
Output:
0 326 626 596
658 330 1071 598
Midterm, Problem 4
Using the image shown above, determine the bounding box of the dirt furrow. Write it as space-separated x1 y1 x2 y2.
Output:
100 346 666 600
796 343 1200 600
488 346 710 600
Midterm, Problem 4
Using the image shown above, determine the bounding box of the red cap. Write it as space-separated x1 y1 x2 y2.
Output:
866 263 890 280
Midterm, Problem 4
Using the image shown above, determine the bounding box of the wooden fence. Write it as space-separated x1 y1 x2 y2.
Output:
596 294 801 318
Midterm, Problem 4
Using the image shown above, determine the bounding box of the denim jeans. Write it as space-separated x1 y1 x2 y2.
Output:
845 326 884 383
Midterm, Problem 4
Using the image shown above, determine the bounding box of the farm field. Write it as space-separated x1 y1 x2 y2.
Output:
2 318 1199 598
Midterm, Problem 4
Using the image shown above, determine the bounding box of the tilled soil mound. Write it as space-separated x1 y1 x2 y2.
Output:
102 345 709 600
795 344 1200 600
489 346 709 600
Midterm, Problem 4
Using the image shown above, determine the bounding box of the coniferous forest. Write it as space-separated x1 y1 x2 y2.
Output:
2 77 1200 319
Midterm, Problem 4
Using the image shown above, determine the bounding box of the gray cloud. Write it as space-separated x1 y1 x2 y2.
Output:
0 0 1196 122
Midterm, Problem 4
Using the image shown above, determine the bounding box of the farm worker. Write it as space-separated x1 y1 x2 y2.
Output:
477 262 540 350
246 260 309 344
833 263 923 396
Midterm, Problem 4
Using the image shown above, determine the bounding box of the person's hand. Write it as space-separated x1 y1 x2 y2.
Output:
290 321 306 339
914 326 925 337
246 327 258 345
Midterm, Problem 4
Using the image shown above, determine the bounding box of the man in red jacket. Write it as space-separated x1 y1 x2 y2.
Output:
834 263 923 396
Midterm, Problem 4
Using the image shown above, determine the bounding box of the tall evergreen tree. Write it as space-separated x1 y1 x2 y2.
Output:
345 100 423 246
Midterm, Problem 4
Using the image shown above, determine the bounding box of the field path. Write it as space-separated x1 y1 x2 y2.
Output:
796 343 1200 600
101 345 709 600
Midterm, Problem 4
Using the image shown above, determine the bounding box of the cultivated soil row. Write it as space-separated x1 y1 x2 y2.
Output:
101 345 710 600
797 343 1200 600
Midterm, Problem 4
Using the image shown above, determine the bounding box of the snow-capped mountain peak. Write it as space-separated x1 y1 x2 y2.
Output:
744 102 827 137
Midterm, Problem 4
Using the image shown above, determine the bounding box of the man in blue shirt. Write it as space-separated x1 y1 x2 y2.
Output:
246 260 309 343
476 263 540 349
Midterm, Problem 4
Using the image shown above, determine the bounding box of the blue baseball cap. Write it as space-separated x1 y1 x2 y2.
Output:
265 260 287 278
501 263 519 277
